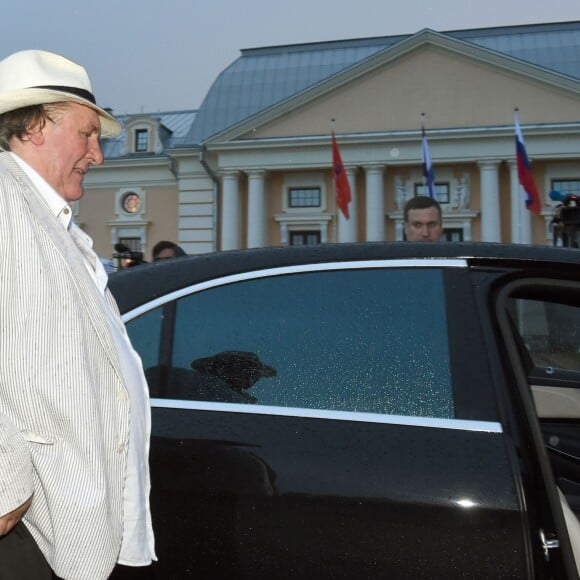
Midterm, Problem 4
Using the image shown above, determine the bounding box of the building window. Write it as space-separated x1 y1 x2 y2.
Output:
119 237 141 252
135 129 149 152
443 228 463 242
289 230 321 246
551 179 580 196
415 183 450 204
289 187 321 208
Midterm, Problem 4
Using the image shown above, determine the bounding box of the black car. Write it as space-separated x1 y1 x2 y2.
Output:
109 242 580 579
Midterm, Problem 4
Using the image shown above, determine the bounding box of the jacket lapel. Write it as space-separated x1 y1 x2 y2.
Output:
0 153 125 384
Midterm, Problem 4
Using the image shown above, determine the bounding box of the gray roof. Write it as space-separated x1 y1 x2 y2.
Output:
101 110 197 159
447 21 580 79
187 20 580 146
188 37 404 146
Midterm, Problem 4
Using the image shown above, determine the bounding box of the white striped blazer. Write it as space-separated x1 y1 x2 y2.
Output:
0 152 131 579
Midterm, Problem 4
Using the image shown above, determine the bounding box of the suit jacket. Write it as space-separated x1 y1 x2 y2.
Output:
0 152 132 580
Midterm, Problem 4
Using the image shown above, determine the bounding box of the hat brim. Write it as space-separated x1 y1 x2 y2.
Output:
0 88 122 138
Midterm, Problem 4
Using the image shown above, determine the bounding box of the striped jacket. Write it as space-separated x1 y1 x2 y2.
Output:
0 152 132 579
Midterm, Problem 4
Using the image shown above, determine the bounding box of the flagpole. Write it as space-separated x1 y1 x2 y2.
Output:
331 117 338 243
514 107 523 242
513 107 538 247
514 107 541 215
420 112 437 200
420 113 426 193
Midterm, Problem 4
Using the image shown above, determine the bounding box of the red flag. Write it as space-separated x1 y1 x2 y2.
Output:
515 111 542 214
332 130 351 219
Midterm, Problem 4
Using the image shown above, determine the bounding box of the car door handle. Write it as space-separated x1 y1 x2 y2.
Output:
539 529 560 561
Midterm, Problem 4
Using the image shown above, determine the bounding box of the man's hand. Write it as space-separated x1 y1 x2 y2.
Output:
0 497 32 536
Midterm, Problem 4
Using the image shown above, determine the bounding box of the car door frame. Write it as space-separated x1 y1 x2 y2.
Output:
489 273 580 579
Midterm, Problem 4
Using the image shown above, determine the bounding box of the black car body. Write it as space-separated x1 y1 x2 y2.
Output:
109 242 580 579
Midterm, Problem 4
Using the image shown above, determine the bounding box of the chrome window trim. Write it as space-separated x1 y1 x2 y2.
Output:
150 398 502 434
122 258 467 322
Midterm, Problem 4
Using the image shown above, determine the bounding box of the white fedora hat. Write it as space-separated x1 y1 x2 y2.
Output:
0 50 121 138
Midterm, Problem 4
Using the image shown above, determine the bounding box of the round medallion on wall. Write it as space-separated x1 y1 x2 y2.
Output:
122 192 141 214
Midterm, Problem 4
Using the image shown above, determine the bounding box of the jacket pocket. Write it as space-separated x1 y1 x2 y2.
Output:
21 430 54 445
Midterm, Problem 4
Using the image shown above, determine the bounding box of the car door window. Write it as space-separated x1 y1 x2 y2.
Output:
505 289 580 521
127 268 455 419
511 298 580 373
128 306 164 371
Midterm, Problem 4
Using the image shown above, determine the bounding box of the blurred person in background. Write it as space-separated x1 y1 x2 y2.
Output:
403 195 443 241
152 240 186 261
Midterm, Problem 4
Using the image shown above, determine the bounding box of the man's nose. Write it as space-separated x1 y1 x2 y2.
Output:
88 138 104 166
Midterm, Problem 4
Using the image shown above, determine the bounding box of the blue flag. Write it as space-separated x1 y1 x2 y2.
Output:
421 126 437 200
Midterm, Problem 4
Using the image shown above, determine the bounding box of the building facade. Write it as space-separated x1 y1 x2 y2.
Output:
82 21 580 260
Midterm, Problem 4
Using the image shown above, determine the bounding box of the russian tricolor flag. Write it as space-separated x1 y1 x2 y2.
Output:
515 110 541 214
421 125 437 199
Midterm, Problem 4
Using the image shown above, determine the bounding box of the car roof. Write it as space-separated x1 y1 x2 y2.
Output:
108 242 580 314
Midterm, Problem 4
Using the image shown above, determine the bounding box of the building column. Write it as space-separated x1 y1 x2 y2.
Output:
364 165 385 241
338 166 357 242
247 170 267 248
221 170 241 251
395 221 404 241
478 161 501 242
509 161 532 244
464 219 473 242
280 223 288 245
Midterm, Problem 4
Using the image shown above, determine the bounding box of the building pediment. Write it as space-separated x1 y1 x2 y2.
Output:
207 29 580 144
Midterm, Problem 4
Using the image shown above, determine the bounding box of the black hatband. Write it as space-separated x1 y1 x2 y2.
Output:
32 85 96 105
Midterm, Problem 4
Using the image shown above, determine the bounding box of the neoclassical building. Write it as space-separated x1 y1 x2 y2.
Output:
82 20 580 260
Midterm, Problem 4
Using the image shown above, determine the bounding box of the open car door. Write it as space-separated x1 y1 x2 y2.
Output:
499 279 580 578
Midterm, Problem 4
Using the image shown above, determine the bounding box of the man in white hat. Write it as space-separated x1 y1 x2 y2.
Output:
0 51 155 579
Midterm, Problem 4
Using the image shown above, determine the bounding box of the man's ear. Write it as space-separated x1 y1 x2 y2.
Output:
27 127 45 146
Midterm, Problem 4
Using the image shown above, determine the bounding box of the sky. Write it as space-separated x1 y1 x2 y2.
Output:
1 0 578 115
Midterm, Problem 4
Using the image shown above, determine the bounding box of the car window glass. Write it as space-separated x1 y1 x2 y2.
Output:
510 298 580 372
127 268 454 419
127 306 163 371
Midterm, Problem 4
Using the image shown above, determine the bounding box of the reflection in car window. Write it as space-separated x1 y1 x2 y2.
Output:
510 298 580 372
127 268 454 419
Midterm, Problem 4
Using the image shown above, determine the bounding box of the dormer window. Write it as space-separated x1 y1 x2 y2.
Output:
125 116 166 156
135 129 149 152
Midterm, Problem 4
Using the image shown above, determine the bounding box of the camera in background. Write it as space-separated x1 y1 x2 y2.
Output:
113 243 145 270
